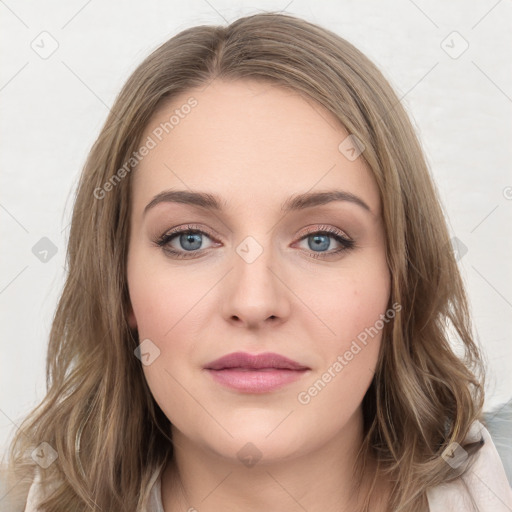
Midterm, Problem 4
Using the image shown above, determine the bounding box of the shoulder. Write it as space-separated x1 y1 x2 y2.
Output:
0 466 36 512
427 420 512 512
1 468 58 512
22 470 46 512
9 464 165 512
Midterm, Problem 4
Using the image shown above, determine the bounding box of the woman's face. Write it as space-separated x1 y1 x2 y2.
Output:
126 79 390 465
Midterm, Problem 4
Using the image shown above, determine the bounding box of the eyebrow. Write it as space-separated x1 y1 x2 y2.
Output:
143 189 372 216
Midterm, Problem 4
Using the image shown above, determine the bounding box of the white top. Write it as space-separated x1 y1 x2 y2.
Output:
22 420 512 512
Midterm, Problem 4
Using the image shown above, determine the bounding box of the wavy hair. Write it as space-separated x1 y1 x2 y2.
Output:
3 12 486 512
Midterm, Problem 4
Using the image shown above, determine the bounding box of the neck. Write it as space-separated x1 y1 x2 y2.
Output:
160 407 389 512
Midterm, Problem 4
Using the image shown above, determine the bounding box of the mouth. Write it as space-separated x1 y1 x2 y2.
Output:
204 351 310 393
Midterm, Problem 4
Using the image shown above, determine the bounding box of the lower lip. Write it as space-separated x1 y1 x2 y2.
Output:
205 368 308 393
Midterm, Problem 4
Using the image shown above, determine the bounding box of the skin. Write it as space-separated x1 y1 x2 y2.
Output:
126 79 391 511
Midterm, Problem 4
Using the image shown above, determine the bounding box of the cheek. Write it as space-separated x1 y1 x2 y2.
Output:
127 257 212 426
304 258 390 352
127 254 209 340
294 258 390 406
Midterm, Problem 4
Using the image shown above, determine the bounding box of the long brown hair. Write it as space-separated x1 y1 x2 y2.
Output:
3 12 485 511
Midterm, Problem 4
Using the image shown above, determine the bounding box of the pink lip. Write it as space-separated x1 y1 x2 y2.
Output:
204 351 310 393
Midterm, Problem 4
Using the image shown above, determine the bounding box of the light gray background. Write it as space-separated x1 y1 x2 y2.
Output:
1 0 511 453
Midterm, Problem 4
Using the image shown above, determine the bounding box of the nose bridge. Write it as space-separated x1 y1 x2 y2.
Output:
222 233 289 326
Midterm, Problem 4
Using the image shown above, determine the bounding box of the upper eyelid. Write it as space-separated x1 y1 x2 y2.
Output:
160 224 351 240
300 225 351 238
158 225 352 251
160 225 218 241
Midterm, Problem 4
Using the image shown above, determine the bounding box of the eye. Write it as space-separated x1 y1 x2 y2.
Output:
154 224 355 260
294 225 355 259
154 224 219 259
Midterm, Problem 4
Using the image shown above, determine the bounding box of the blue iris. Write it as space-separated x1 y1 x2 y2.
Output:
308 234 330 251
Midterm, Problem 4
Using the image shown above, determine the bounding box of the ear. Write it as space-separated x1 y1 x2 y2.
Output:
126 302 138 330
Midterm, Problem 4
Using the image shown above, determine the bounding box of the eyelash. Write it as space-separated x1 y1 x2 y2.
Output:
154 224 355 260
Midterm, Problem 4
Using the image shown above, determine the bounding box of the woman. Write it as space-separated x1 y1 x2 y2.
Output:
4 12 511 512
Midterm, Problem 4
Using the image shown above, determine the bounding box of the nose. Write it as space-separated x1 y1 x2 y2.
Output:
221 239 291 329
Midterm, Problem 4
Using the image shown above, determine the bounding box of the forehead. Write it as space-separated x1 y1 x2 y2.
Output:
131 79 380 216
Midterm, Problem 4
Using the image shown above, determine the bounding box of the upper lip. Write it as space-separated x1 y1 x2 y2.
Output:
204 351 310 371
